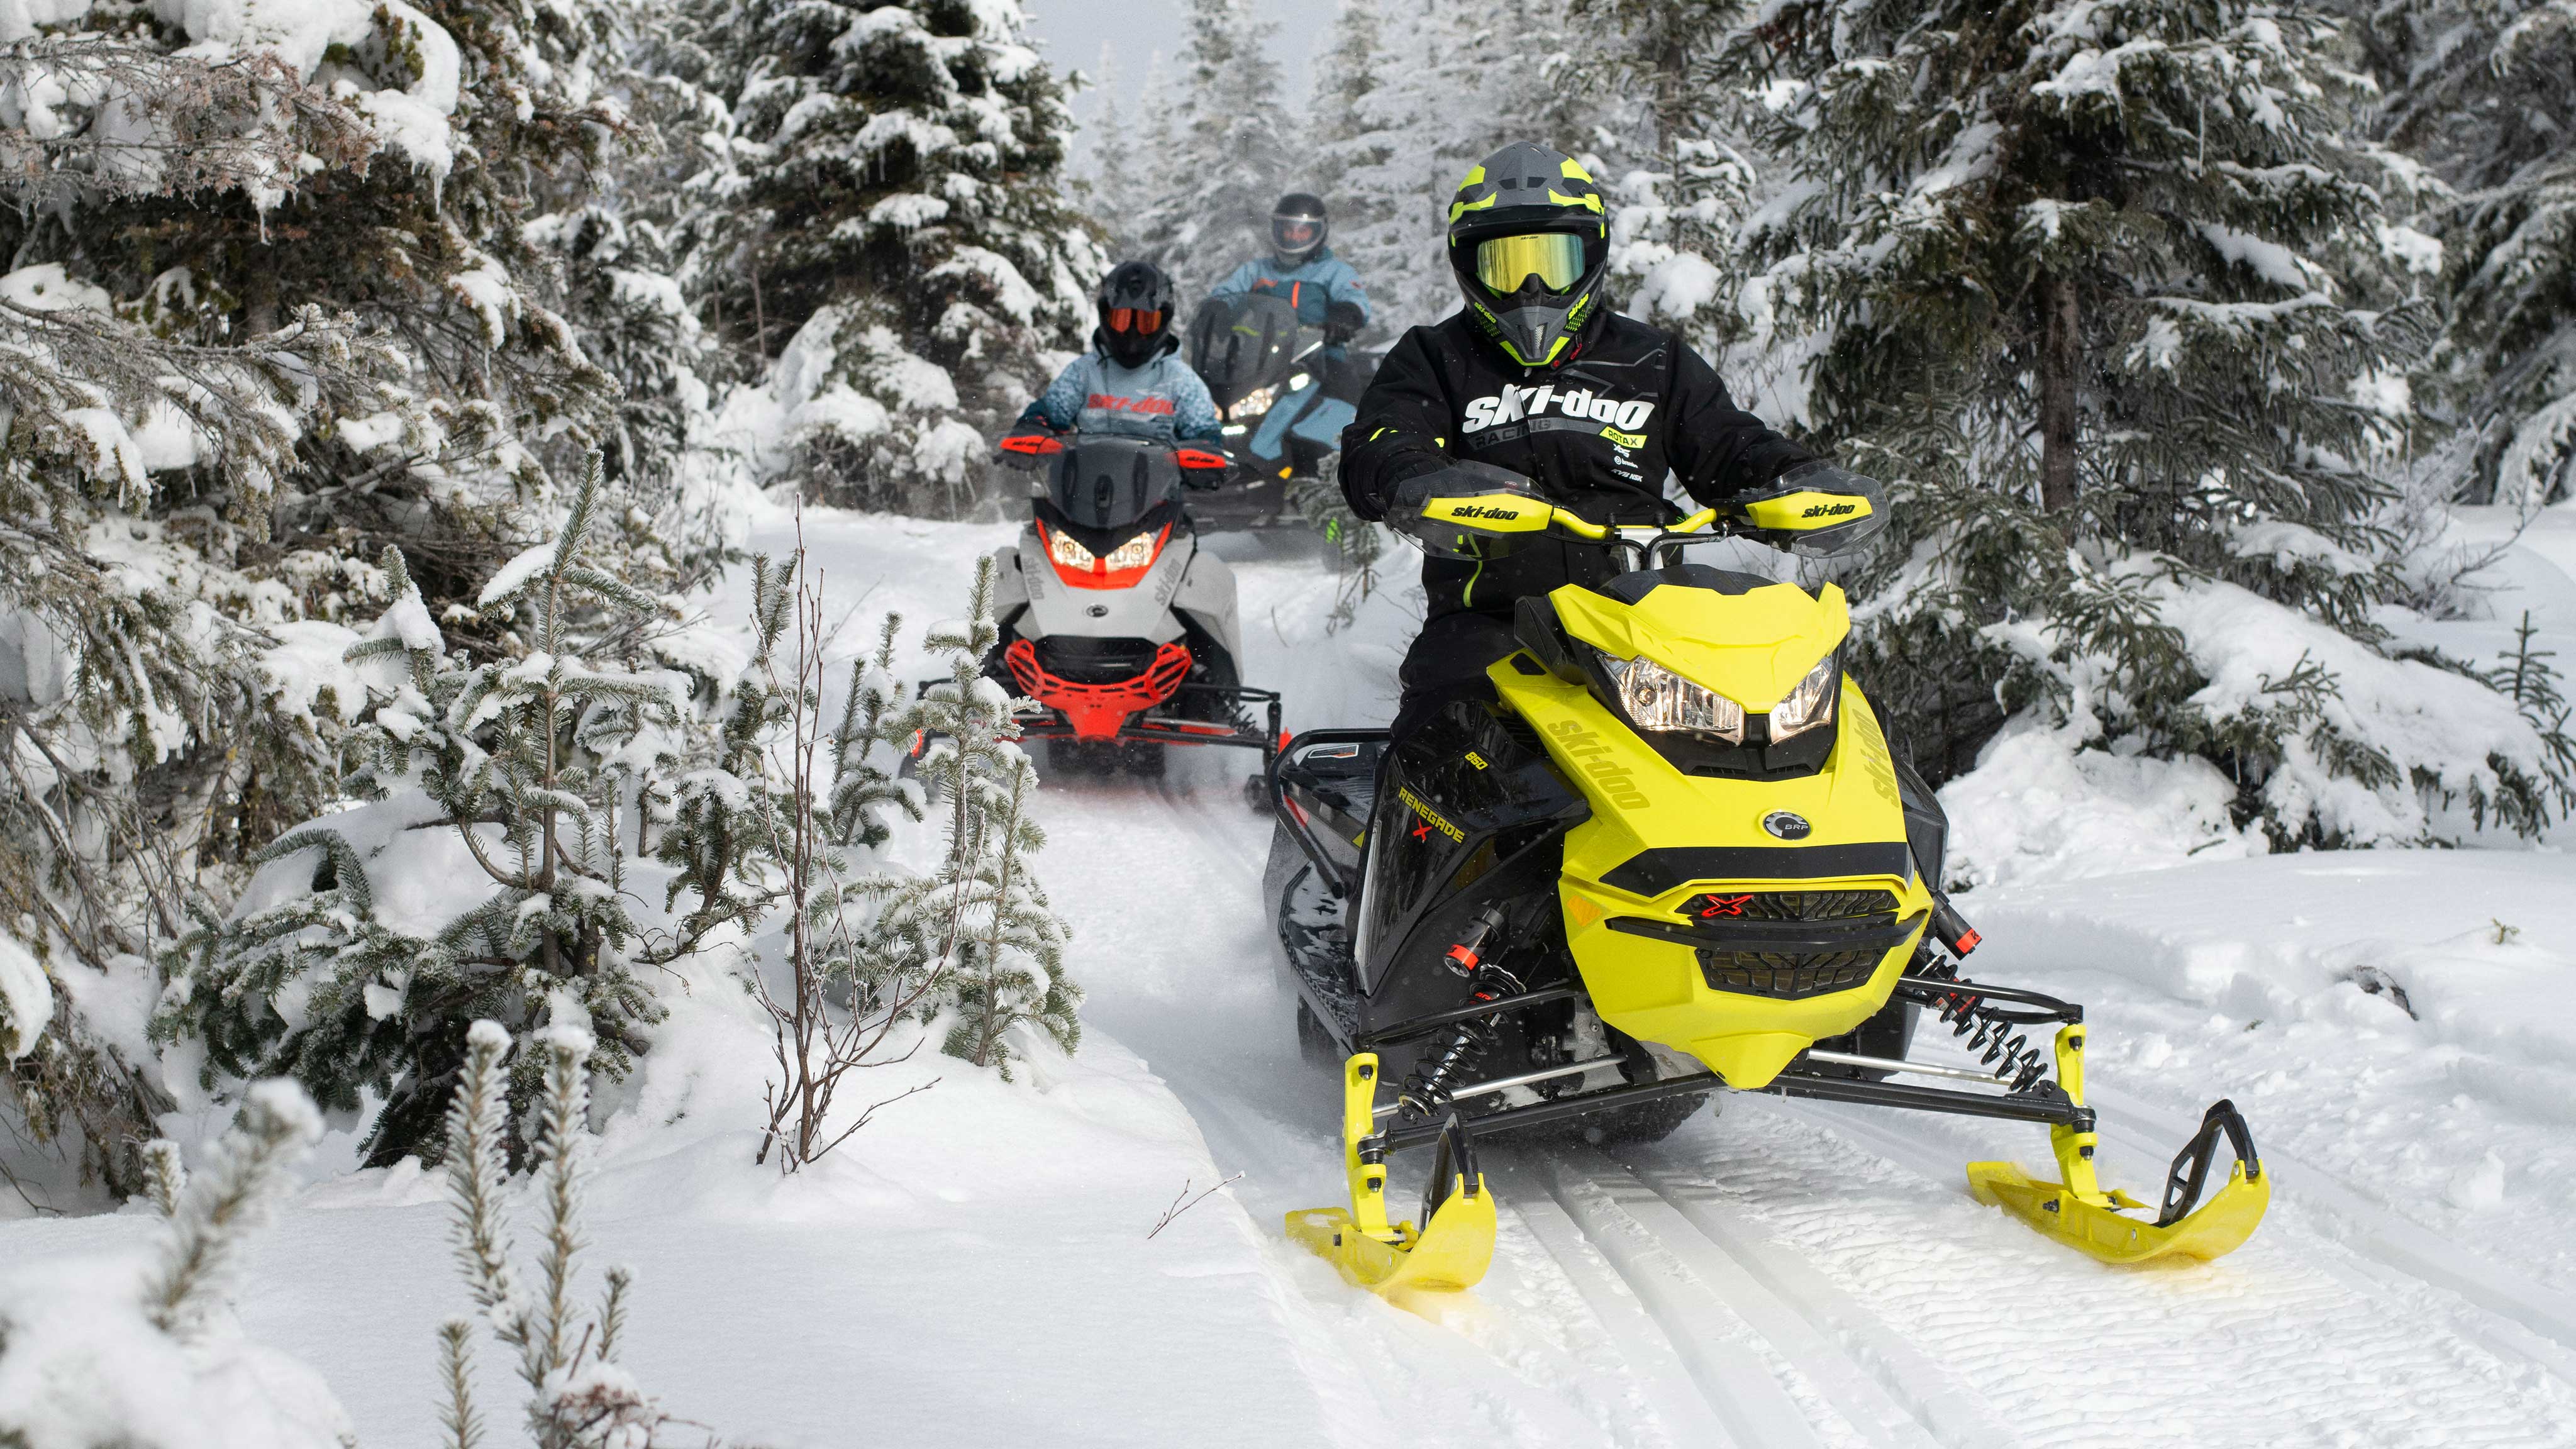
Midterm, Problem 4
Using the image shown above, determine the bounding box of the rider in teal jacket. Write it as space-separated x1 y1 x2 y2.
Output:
1209 192 1372 345
1206 194 1374 470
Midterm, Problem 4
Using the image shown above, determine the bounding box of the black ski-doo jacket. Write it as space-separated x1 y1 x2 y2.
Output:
1342 311 1814 621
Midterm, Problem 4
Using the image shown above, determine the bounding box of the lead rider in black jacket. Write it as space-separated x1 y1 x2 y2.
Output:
1341 141 1877 740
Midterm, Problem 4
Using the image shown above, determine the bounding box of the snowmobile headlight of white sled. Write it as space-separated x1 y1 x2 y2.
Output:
1606 653 1744 743
1046 527 1097 570
1766 653 1840 741
1235 384 1278 418
1101 528 1161 572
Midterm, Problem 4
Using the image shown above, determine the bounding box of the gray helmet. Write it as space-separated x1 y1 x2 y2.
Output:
1445 142 1611 370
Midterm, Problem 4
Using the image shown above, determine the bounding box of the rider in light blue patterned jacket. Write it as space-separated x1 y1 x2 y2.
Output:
1013 261 1223 444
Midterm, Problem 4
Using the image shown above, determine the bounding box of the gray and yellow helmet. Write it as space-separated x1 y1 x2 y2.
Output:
1446 142 1611 369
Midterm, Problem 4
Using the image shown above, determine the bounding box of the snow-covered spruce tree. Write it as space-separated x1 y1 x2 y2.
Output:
855 558 1074 1081
0 35 428 1196
1301 1 1388 270
159 458 691 1164
1071 45 1156 257
1719 0 2567 844
680 0 1100 514
1560 0 1764 357
1130 0 1294 296
2358 1 2576 506
1316 0 1604 331
654 554 921 958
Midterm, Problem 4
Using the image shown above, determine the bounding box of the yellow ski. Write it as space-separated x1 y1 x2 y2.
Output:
1285 1053 1497 1304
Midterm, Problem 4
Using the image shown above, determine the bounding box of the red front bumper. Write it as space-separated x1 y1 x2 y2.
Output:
1003 638 1193 740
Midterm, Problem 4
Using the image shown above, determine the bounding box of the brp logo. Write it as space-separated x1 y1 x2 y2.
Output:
1761 810 1813 841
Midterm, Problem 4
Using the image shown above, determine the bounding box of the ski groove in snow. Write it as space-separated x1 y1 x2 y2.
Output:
1618 1150 2028 1449
1533 1154 1847 1448
1482 1158 1731 1448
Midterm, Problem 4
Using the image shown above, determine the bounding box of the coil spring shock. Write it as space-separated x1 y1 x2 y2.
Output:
1399 909 1524 1116
1916 955 2051 1094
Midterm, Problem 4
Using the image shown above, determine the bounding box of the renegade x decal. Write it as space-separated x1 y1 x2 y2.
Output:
1396 786 1467 844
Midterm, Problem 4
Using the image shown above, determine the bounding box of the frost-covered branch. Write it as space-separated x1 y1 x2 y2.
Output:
144 1080 323 1335
441 1019 702 1448
0 37 376 213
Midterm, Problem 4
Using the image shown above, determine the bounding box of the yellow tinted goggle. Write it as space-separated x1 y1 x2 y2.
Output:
1474 233 1587 295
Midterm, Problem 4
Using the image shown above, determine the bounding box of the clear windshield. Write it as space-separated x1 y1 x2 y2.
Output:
1047 436 1183 531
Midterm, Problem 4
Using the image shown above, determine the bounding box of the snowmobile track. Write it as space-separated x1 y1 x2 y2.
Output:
1530 1154 1841 1448
1484 1158 1736 1448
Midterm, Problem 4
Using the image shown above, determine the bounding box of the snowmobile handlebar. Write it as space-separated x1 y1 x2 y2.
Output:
1399 459 1889 565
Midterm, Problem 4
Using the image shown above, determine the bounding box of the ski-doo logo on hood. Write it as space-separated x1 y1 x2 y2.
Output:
1462 384 1654 436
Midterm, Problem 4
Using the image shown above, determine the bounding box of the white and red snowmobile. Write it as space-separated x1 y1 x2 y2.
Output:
987 431 1281 779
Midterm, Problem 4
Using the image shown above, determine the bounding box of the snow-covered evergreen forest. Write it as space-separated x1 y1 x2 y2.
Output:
3 0 2574 1443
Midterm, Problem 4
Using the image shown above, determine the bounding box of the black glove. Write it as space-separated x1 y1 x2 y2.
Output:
1324 300 1366 345
1386 470 1446 519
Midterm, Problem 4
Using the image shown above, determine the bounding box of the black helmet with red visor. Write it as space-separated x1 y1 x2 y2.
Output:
1094 260 1177 369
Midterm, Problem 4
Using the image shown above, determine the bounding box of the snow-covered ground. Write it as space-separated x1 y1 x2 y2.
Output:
8 500 2576 1446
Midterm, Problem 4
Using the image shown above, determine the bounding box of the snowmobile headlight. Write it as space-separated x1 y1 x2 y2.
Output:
1101 529 1161 572
1767 653 1840 741
1046 526 1096 570
1235 384 1278 418
1607 654 1744 743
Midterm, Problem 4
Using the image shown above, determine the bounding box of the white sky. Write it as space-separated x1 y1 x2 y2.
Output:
1024 0 1331 128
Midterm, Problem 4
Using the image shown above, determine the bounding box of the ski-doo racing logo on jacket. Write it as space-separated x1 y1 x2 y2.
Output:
1086 394 1175 417
1462 384 1654 436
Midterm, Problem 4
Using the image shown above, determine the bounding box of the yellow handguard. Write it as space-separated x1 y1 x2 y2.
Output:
1417 493 1724 543
1285 1053 1497 1306
1417 491 1589 537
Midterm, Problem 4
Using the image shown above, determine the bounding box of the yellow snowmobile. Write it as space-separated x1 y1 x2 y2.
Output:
1262 465 2268 1299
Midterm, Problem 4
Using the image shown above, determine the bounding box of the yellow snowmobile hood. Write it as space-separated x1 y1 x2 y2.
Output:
1495 573 1923 1092
1551 579 1850 709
